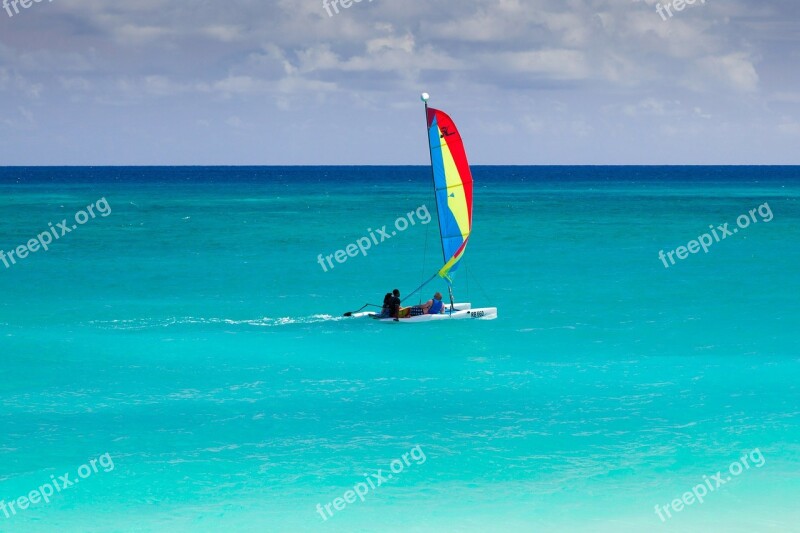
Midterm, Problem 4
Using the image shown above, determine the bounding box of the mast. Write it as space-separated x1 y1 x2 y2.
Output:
421 92 456 310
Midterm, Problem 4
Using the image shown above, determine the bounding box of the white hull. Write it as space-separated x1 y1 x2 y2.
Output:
351 303 497 322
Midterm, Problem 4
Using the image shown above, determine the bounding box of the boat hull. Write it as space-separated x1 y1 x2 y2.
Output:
383 307 497 322
351 303 497 322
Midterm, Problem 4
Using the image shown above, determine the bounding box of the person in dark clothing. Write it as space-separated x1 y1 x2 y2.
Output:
389 289 402 320
376 293 393 318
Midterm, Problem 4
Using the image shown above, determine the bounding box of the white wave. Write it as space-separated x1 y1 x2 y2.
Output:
88 314 347 330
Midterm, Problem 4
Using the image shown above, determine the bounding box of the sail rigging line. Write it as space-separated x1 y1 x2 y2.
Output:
418 213 430 305
342 303 383 317
401 272 438 305
467 266 493 307
424 99 453 310
465 261 470 301
424 100 449 271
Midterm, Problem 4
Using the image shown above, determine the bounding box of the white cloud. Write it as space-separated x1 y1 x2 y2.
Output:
698 53 760 92
0 0 795 164
490 49 590 80
778 117 800 135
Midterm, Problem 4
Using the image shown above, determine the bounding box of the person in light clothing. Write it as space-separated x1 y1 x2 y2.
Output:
405 292 445 317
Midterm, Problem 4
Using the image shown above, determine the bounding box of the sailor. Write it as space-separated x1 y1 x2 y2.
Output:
376 293 393 318
406 292 445 317
427 293 445 315
389 289 402 320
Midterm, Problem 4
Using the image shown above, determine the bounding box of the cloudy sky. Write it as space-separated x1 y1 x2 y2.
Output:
1 0 798 165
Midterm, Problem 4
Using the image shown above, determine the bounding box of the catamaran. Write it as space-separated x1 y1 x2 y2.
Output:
347 93 498 322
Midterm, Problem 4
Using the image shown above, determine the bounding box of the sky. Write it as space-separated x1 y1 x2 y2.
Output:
1 0 799 165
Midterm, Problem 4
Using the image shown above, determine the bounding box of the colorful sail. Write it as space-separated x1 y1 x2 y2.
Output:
426 106 474 281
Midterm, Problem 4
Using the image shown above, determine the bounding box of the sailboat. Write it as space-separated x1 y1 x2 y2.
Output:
348 93 498 322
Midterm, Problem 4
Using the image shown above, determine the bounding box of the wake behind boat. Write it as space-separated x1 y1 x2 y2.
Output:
345 93 497 322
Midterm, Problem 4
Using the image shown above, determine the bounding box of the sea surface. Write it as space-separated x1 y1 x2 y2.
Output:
0 166 798 532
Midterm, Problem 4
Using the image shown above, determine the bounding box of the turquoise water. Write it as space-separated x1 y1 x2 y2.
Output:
1 166 798 532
